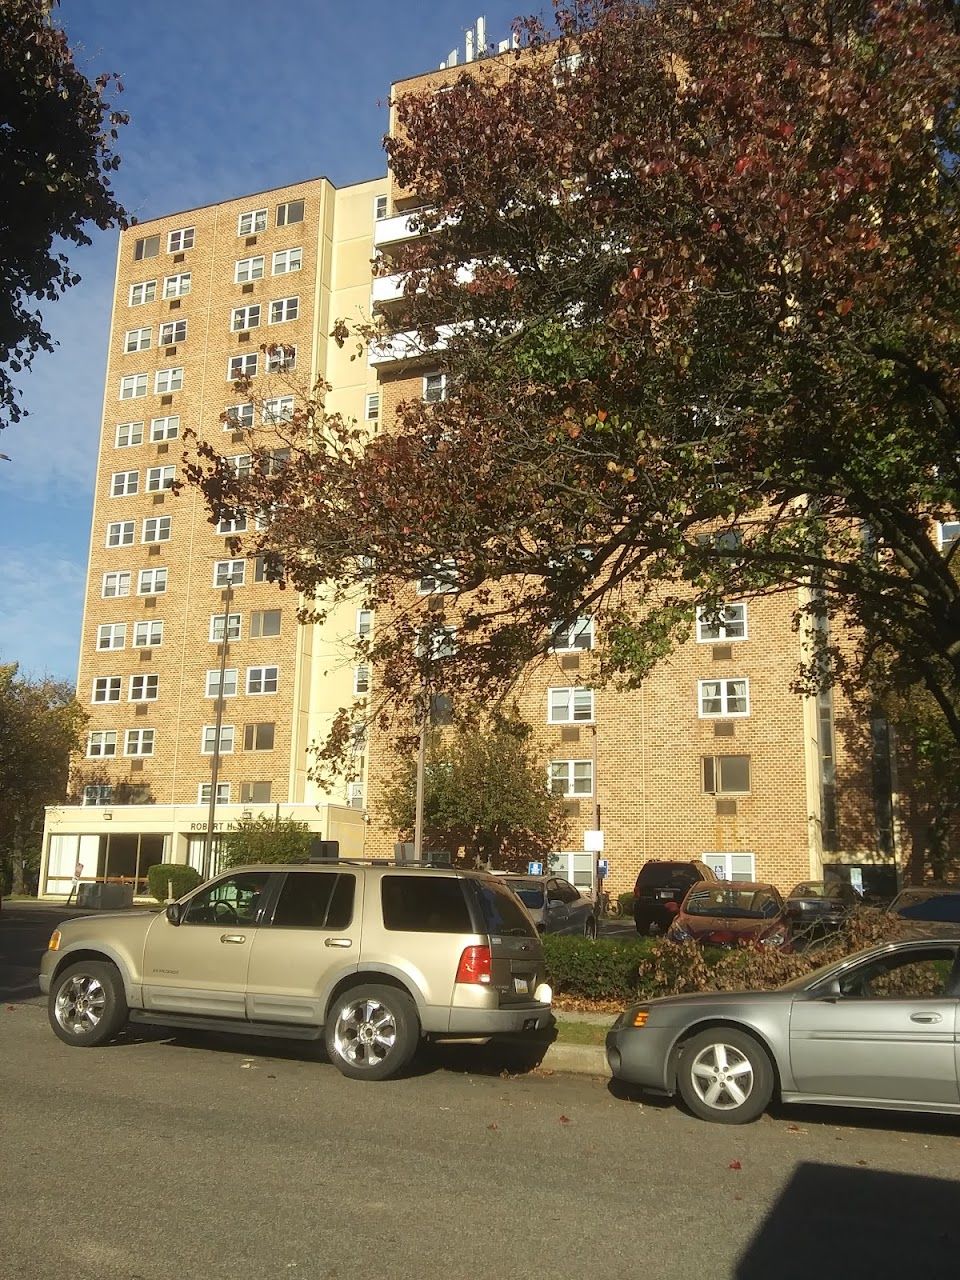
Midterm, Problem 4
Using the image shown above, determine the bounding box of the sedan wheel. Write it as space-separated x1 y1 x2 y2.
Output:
324 984 419 1081
677 1028 773 1124
48 961 128 1047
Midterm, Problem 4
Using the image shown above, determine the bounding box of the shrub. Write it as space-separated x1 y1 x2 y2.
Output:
148 862 202 904
617 892 635 913
542 935 658 1000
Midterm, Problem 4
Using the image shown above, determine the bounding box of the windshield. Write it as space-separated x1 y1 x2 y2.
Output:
890 888 939 911
503 880 545 909
790 882 827 898
684 887 780 920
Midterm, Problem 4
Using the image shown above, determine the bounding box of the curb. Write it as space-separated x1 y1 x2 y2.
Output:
538 1041 611 1078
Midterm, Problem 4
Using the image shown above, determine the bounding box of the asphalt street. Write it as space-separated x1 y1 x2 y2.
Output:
3 905 960 1280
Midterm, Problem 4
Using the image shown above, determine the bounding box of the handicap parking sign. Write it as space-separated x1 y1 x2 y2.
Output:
527 860 544 876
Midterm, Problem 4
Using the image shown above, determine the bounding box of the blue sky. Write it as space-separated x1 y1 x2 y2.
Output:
0 0 534 682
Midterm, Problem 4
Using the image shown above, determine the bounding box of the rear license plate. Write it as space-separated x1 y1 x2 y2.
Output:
514 976 530 995
657 890 674 899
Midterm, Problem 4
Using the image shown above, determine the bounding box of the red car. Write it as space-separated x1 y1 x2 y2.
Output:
666 880 793 951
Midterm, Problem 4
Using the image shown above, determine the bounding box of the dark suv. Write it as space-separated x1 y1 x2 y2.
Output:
633 860 718 934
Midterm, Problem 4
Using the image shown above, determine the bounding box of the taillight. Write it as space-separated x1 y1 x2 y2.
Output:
456 945 492 984
664 900 680 914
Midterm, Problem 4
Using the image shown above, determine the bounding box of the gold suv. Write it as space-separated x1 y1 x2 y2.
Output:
39 862 552 1080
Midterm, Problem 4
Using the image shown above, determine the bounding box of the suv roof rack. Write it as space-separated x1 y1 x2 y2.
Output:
305 855 455 869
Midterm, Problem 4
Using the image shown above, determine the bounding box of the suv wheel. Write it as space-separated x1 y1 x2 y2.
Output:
325 984 419 1081
49 960 128 1047
676 1028 773 1124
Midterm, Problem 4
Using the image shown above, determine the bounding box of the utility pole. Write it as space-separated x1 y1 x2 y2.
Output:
413 680 428 860
203 576 234 879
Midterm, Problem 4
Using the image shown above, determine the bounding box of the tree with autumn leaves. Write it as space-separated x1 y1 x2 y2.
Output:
186 0 960 772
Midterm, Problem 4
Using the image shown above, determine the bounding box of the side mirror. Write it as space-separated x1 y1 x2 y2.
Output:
165 902 183 926
817 978 841 1001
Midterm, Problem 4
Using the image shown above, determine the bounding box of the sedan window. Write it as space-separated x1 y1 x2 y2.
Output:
837 948 958 1000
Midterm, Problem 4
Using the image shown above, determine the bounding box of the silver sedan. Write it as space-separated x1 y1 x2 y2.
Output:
606 934 960 1124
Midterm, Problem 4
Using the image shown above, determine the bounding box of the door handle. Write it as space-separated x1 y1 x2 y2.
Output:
220 934 246 944
324 938 352 948
909 1012 942 1024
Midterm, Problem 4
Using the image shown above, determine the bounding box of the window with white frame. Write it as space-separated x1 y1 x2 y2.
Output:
142 515 172 543
272 247 302 275
158 319 187 346
552 52 585 83
244 722 275 751
134 235 160 261
206 668 238 698
87 730 117 758
235 256 264 283
549 760 593 796
106 520 135 547
702 755 751 797
115 421 144 448
262 395 294 424
265 345 296 373
119 373 147 400
201 725 234 754
138 566 167 595
702 852 756 882
365 392 380 421
83 785 115 806
374 194 388 221
198 781 231 804
102 571 131 598
154 367 183 394
146 465 175 492
97 623 126 651
228 353 258 381
347 781 364 809
240 781 272 803
354 664 371 696
133 619 163 648
217 513 248 535
129 280 156 306
356 609 373 640
250 609 281 638
548 687 595 723
232 303 261 331
417 562 458 594
163 273 191 298
417 625 457 661
253 556 274 583
254 506 273 531
247 666 278 695
276 199 304 226
125 728 155 757
698 678 750 717
938 521 960 552
129 673 159 702
214 559 245 588
110 470 138 497
696 603 748 642
167 227 194 253
550 616 594 651
227 454 252 477
349 722 367 755
269 296 298 324
224 402 254 431
150 415 179 441
93 676 122 704
124 327 151 353
238 208 267 236
423 372 449 402
210 613 241 642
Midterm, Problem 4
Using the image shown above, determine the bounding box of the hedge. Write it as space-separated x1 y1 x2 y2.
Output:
148 862 202 904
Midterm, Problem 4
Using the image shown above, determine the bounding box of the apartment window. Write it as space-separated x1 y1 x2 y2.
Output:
374 194 388 220
238 208 267 236
548 687 595 724
938 521 960 552
232 304 261 331
115 421 144 448
227 454 252 477
423 373 449 403
119 373 147 400
110 470 138 497
698 528 744 552
250 609 281 639
198 782 231 806
243 722 275 751
214 560 245 588
134 235 160 261
83 785 115 806
702 755 751 795
417 562 458 595
129 673 159 702
163 273 191 299
217 514 248 535
125 728 155 757
96 623 126 651
356 609 373 640
202 725 235 754
696 603 747 642
206 668 238 698
255 506 274 531
269 296 299 324
210 613 241 642
235 256 264 283
549 760 593 796
138 567 167 595
142 516 172 543
552 52 585 83
247 666 278 695
93 676 122 704
551 616 594 651
262 396 294 424
102 571 131 598
272 247 302 275
167 227 194 253
150 415 180 442
154 367 183 394
354 664 370 696
417 625 457 661
276 199 304 226
703 852 756 883
146 465 175 492
225 402 255 429
365 392 380 421
158 320 187 346
698 678 750 717
129 281 156 306
106 520 135 548
87 730 117 758
124 327 151 353
265 345 296 373
133 620 163 648
240 781 271 803
347 781 364 810
228 353 258 381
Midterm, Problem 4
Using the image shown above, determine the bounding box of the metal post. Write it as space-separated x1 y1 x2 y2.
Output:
413 681 428 860
203 577 234 879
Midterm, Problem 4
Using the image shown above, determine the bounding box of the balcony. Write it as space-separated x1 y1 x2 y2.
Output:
371 263 475 312
367 324 459 369
373 209 429 250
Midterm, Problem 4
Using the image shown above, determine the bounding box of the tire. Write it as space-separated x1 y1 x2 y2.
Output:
324 984 420 1081
48 960 128 1048
608 899 624 919
584 916 598 940
676 1027 774 1124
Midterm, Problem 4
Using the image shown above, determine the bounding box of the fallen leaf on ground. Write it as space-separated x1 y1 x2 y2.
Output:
728 1160 742 1171
559 1114 571 1125
487 1123 499 1131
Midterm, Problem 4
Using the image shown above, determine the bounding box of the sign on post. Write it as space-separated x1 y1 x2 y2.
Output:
598 859 609 878
527 860 544 876
584 830 604 853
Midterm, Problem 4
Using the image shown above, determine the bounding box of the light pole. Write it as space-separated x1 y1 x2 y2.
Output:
203 576 234 879
413 678 429 861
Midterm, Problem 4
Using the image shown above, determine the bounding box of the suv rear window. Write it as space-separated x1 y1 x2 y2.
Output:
381 875 472 933
475 880 539 938
637 863 701 889
272 871 355 929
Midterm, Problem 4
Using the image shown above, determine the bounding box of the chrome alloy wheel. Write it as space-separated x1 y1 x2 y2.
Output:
689 1041 755 1111
332 997 398 1069
54 973 107 1036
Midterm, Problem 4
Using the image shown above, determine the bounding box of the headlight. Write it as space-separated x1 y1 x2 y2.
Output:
668 923 691 942
762 929 786 946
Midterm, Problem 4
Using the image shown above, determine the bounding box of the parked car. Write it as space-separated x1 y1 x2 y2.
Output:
39 861 552 1081
666 881 792 951
498 874 598 938
632 860 718 935
606 932 960 1124
785 880 862 930
887 886 960 924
